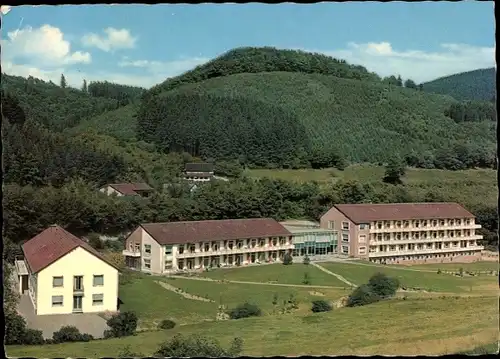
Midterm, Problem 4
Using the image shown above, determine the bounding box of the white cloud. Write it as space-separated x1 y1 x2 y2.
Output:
1 5 11 15
2 25 91 66
118 57 209 78
309 42 495 83
81 28 137 52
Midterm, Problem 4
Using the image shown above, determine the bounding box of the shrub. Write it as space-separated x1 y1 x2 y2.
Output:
228 302 262 319
282 252 293 265
303 255 310 265
367 272 399 298
158 319 176 330
346 284 381 307
437 269 442 274
155 334 243 357
5 310 28 345
311 300 333 313
105 311 138 338
119 344 144 357
302 271 311 285
23 328 45 345
52 325 94 343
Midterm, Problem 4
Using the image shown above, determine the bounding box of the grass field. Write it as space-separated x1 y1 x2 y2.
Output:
246 164 498 207
199 263 346 286
7 295 498 357
410 261 498 272
318 262 497 293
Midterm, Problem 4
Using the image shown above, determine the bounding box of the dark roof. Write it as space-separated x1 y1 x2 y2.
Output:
333 203 475 224
184 162 214 173
22 225 120 274
183 173 212 178
108 183 153 195
141 218 291 245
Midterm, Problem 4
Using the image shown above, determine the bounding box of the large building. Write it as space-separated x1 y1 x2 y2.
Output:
320 203 484 264
280 220 338 258
183 162 215 183
123 218 294 274
17 225 120 315
99 182 153 197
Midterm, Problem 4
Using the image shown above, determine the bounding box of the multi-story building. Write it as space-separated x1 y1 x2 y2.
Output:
122 218 294 274
320 203 484 264
183 162 215 183
17 225 120 315
99 182 153 197
280 220 338 258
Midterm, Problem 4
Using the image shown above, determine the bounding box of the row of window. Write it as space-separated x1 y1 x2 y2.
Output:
370 251 479 263
370 241 475 252
372 230 473 241
52 294 103 307
52 275 104 288
374 218 472 229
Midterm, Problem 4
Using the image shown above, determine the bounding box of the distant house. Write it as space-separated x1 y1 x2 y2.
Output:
99 183 153 197
183 162 214 182
16 225 120 315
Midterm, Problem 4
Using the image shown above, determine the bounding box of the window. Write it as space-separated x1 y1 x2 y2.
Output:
396 221 402 228
439 220 445 226
144 259 151 269
342 233 349 242
164 261 173 270
341 246 349 254
164 245 172 255
359 223 369 230
384 221 391 228
178 246 184 254
93 275 104 287
376 233 382 241
144 244 151 255
204 243 210 252
328 221 334 229
342 221 350 230
377 222 383 229
52 295 63 306
359 235 366 243
422 220 428 227
358 246 366 254
92 294 104 306
53 276 63 288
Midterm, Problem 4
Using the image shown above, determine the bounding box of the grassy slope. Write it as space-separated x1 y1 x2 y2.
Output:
422 67 496 101
158 72 494 162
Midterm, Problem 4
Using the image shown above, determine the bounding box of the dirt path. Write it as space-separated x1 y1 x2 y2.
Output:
311 262 356 287
155 280 215 302
166 275 346 289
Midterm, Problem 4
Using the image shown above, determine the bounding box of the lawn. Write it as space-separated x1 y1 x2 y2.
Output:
318 262 497 293
409 261 498 272
246 164 497 207
199 263 346 286
162 277 347 315
7 295 498 357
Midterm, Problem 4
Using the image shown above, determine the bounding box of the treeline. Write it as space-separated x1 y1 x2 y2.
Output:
1 74 120 131
144 46 381 99
444 101 496 123
87 81 145 106
4 178 497 250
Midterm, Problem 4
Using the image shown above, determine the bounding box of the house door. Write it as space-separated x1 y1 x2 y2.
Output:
73 295 83 312
21 275 29 293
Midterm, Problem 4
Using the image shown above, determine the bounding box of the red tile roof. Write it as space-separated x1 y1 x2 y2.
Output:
141 218 291 245
333 203 475 224
22 225 120 274
108 183 153 196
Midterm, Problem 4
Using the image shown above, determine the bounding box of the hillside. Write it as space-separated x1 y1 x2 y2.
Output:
138 70 495 166
421 68 496 101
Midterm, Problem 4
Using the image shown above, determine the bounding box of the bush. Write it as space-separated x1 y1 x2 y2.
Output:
282 252 293 265
367 272 400 298
5 310 29 345
311 300 333 313
437 269 442 274
303 255 310 265
23 328 45 345
346 284 381 307
302 271 311 285
119 344 144 357
228 302 262 319
105 311 138 338
158 319 176 330
155 334 243 357
52 325 94 343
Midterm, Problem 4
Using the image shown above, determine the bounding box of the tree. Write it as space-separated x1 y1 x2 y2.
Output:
396 75 403 87
311 299 333 313
155 334 243 357
119 345 144 357
418 84 424 91
82 79 88 93
404 79 417 89
104 311 138 338
282 252 293 265
228 302 262 319
383 158 406 185
60 74 67 89
346 284 380 307
366 272 400 297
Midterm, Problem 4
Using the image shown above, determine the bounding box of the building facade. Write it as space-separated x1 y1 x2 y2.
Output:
183 162 215 183
320 203 484 264
280 221 338 258
123 218 294 274
99 183 153 197
18 225 120 315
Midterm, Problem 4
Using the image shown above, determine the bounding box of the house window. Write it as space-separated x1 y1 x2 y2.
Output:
342 233 349 242
328 221 334 229
52 276 64 288
414 220 420 228
359 235 366 243
358 246 366 254
422 220 428 227
384 234 390 240
189 245 196 253
396 221 402 228
341 246 349 254
144 259 151 270
92 294 104 306
342 222 350 230
164 261 173 270
377 222 383 229
144 244 151 255
93 275 104 287
376 234 382 241
403 221 409 228
204 243 210 252
439 220 445 226
164 245 172 255
52 295 63 306
359 223 369 230
178 246 184 254
384 221 391 228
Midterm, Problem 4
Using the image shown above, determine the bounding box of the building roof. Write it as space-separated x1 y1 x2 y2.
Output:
282 225 336 235
280 220 320 228
108 182 153 195
184 162 214 173
141 218 291 245
183 173 213 178
22 225 120 274
333 203 475 224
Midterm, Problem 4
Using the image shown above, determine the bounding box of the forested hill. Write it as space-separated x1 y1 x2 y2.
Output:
421 68 496 101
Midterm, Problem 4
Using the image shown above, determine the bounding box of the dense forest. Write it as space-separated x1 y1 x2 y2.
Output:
421 67 496 102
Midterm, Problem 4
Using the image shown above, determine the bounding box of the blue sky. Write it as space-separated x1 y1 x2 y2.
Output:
1 2 495 88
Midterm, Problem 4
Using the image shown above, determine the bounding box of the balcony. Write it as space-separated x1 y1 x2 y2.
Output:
369 245 484 258
370 234 482 246
176 243 294 258
370 223 482 233
122 249 141 257
73 286 84 294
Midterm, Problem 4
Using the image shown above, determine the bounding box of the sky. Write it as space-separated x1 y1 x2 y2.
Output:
1 2 495 89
